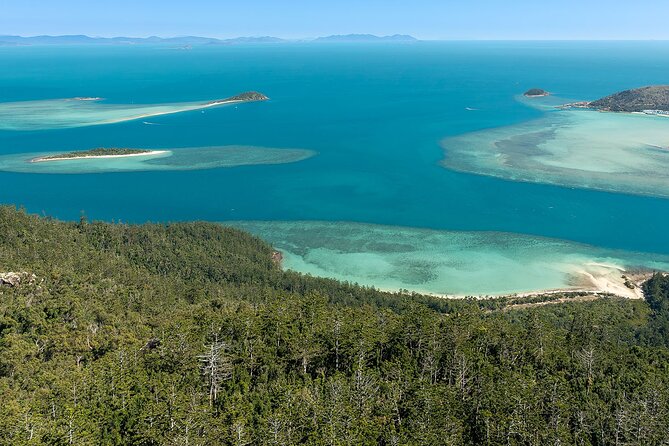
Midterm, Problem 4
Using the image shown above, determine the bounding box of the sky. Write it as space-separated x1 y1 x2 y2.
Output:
2 0 669 40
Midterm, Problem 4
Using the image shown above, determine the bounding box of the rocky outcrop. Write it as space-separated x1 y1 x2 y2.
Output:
524 88 549 97
0 272 36 287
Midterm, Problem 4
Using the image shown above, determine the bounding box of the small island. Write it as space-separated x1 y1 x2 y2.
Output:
204 91 269 106
588 85 669 113
31 148 168 163
523 88 550 97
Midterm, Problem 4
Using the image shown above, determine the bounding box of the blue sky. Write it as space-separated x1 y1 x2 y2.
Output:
2 0 669 40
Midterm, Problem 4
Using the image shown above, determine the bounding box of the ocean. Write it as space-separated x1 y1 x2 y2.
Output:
2 41 669 294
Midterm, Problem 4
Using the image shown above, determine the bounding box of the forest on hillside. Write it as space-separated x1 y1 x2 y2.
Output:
1 206 669 445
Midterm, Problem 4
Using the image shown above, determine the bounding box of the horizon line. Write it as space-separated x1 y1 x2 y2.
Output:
3 34 669 42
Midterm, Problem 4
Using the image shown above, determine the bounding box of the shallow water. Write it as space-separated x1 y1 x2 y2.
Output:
2 42 669 294
0 146 315 173
442 96 669 197
232 221 669 296
0 97 242 131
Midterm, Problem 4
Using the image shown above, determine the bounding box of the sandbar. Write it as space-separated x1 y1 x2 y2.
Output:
31 150 170 163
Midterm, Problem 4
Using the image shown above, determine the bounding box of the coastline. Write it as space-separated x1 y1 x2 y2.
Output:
233 221 668 302
374 269 650 301
99 98 251 126
272 247 652 300
0 94 269 131
31 150 170 163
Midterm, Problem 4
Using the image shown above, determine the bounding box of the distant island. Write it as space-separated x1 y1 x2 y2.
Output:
31 148 167 163
0 34 419 46
0 35 281 46
208 36 285 46
523 88 550 97
211 91 269 104
314 34 417 43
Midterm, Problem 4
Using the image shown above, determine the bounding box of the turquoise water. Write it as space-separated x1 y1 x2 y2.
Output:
442 95 669 197
2 42 669 293
0 146 315 173
233 220 669 296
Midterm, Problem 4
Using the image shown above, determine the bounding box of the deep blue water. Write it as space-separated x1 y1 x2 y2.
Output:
1 41 669 254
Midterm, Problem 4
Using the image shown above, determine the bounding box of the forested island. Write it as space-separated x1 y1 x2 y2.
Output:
523 88 549 97
2 205 669 444
31 148 163 163
205 91 269 106
588 85 669 112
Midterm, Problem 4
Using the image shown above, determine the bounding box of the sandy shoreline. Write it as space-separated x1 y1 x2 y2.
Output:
100 98 248 126
358 264 653 300
31 150 170 163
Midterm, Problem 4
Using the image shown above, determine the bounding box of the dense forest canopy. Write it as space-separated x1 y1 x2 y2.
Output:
1 205 669 445
589 85 669 112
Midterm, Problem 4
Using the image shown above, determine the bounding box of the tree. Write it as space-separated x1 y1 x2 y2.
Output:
197 334 233 408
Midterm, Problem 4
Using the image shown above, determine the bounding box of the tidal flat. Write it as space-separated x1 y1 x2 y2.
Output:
230 220 669 297
0 94 265 131
441 96 669 198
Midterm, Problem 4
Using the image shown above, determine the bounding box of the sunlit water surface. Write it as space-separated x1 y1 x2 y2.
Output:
2 42 669 294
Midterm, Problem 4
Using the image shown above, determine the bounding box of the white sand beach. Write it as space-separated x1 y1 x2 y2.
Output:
31 150 170 163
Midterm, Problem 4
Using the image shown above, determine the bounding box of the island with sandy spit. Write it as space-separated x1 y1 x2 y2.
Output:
31 148 168 163
204 91 269 106
523 88 550 97
0 91 271 131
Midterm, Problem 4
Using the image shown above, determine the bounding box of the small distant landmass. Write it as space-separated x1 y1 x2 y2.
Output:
314 34 417 43
209 36 286 46
559 86 669 115
204 91 269 106
523 88 550 98
0 35 283 46
221 91 269 102
31 148 160 163
0 34 419 46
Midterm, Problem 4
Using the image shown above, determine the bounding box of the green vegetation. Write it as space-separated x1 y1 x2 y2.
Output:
34 148 152 161
589 85 669 112
523 88 549 97
213 92 269 104
640 273 669 347
1 205 669 444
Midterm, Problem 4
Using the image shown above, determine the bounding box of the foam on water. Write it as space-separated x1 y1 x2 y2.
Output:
230 220 669 296
0 146 315 174
441 96 669 197
0 97 242 131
